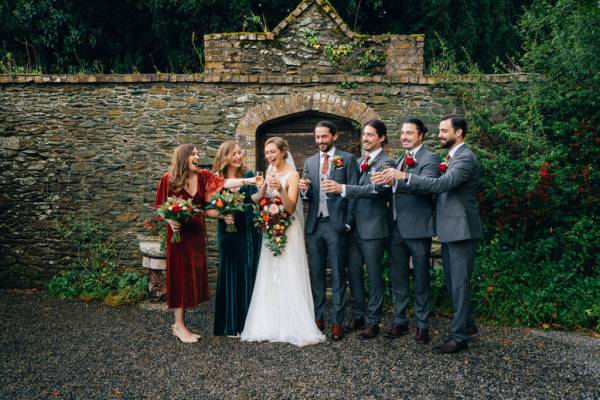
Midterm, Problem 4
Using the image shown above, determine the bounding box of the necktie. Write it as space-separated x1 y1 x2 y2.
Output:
402 151 412 172
361 155 370 172
321 153 329 176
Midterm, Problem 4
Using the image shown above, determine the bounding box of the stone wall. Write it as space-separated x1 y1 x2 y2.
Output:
0 0 528 287
204 0 422 78
0 77 460 287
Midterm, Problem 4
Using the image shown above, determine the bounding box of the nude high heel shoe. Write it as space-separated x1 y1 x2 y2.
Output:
171 325 198 343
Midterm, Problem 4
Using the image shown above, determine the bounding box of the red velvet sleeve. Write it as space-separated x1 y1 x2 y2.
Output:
154 173 171 209
200 170 225 202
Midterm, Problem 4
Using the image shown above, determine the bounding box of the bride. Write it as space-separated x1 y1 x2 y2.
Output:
241 137 326 347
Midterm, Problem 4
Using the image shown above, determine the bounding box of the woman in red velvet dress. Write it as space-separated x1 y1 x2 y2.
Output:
154 143 252 343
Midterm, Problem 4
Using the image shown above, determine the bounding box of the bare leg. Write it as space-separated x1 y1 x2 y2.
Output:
172 308 199 342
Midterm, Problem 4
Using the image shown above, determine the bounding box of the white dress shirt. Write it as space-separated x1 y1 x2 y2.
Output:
318 147 336 217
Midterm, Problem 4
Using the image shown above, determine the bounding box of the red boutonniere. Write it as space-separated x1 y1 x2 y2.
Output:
332 155 344 169
359 158 371 172
438 155 450 173
405 155 417 168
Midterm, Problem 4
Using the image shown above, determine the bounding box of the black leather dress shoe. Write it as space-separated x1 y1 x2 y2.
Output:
344 317 366 332
384 324 409 338
467 324 479 338
359 324 379 340
432 338 468 354
415 328 431 344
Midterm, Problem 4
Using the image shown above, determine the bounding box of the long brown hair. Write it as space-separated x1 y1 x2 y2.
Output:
212 140 247 178
168 143 196 193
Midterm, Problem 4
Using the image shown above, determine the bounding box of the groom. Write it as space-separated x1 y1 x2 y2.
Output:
299 120 359 341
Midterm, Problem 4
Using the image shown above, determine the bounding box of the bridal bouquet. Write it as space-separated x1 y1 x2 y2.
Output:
157 197 201 243
254 196 294 256
207 190 246 232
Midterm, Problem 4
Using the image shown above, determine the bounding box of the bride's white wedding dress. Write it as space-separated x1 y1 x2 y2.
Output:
241 171 326 347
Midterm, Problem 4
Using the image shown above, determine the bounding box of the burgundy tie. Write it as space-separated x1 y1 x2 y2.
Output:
402 151 411 172
321 154 329 175
362 155 370 171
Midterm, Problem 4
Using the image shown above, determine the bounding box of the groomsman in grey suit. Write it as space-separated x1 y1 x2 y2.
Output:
382 114 482 354
381 118 440 345
299 120 359 341
322 119 393 339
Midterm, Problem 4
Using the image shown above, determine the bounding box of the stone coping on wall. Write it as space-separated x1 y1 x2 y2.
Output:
203 32 424 43
0 73 530 85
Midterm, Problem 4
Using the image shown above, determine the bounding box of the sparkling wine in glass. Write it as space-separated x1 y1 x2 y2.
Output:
255 171 264 187
320 174 329 199
380 164 392 187
300 171 310 200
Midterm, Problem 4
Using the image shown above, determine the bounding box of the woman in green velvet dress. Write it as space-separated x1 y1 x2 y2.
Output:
211 141 261 337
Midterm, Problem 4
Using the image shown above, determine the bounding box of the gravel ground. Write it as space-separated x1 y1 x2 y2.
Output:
1 289 598 399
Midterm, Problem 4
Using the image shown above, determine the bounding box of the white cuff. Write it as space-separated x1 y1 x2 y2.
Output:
341 184 346 197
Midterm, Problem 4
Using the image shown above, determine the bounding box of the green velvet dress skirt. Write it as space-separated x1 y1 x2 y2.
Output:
213 172 262 336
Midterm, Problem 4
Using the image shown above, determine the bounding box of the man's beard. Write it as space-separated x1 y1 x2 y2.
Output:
441 138 456 149
319 143 333 152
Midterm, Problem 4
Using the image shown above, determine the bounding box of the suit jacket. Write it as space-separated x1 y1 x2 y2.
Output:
404 144 482 243
344 150 393 240
392 146 440 239
302 149 360 234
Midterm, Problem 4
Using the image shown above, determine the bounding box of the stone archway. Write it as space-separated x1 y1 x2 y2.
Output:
235 93 380 169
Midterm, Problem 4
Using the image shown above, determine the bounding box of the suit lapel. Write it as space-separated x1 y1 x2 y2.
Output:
311 154 320 195
359 153 369 185
449 144 467 168
328 150 338 179
411 146 425 173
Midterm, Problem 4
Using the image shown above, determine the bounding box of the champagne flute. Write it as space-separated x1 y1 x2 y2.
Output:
380 164 392 187
320 174 329 199
255 171 264 187
300 171 310 200
266 165 278 195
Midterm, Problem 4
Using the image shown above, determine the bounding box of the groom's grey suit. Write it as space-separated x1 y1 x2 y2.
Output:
343 150 393 325
303 148 359 324
389 146 440 329
400 143 482 341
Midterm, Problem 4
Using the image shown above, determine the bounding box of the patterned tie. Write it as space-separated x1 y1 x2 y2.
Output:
321 153 329 176
402 151 412 172
361 154 370 172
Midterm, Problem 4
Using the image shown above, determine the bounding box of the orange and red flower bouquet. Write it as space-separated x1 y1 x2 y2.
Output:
254 196 294 256
207 190 246 232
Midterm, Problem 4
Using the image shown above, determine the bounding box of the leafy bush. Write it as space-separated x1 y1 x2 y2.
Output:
47 216 148 306
434 0 599 331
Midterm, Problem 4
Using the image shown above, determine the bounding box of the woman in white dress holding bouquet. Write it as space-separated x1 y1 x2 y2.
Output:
241 137 326 347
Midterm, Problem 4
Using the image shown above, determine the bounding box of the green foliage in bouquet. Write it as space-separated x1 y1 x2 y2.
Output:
47 216 148 306
206 190 246 232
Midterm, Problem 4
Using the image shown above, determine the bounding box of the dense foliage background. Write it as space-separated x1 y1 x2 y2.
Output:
0 0 529 74
438 0 599 331
1 0 598 331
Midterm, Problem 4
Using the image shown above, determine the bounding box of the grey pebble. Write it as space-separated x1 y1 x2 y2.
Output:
0 290 598 399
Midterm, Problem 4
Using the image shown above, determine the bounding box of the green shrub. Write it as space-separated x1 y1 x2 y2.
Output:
432 0 599 332
47 216 148 306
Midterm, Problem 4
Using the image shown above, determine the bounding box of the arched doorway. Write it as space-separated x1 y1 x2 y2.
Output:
235 93 380 170
255 111 361 173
